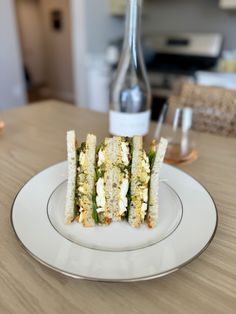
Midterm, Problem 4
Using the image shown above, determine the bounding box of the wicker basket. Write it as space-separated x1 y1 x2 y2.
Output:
168 82 236 137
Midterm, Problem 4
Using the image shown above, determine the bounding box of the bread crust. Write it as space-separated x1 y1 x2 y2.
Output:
147 138 168 228
128 136 150 228
65 130 77 224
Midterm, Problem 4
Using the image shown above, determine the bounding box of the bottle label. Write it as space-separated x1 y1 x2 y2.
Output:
109 110 151 136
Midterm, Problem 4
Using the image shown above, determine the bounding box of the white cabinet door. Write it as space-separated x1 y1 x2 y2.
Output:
220 0 236 9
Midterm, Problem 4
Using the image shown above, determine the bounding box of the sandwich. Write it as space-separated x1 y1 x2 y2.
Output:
96 137 130 224
128 136 151 228
147 137 168 228
65 131 97 227
65 131 167 229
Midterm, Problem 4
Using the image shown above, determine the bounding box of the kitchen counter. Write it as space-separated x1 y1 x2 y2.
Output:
0 100 235 314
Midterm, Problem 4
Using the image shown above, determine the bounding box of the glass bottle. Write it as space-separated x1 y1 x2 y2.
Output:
109 0 151 137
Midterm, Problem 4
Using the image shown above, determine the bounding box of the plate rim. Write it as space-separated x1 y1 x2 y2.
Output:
10 161 218 282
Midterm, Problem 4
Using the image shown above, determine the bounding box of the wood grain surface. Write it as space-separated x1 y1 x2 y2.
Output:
0 101 235 314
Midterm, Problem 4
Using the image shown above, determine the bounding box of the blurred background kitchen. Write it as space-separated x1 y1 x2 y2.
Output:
1 0 236 121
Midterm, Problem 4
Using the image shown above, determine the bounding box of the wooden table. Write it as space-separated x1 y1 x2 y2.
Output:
0 101 235 314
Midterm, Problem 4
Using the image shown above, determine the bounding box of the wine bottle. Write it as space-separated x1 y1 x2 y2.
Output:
109 0 151 137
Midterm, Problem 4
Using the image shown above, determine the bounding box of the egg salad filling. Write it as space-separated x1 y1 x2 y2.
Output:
96 138 130 223
131 150 150 223
76 143 98 225
96 144 106 212
113 139 130 220
95 142 112 224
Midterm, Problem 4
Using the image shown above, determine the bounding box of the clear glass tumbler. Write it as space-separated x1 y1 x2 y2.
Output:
155 104 198 164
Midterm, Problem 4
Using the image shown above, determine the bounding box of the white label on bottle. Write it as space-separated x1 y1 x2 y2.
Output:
109 110 151 136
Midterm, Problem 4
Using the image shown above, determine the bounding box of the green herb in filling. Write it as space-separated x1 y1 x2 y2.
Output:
80 141 86 151
126 183 131 221
92 191 99 224
126 140 133 219
96 166 105 179
96 144 101 155
148 149 156 169
117 163 130 174
74 142 86 217
73 146 80 217
93 148 100 224
148 140 157 169
147 142 156 214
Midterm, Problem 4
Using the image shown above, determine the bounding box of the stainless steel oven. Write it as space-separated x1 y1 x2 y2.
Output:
143 33 223 120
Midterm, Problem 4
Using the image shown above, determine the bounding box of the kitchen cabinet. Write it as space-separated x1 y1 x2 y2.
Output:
220 0 236 9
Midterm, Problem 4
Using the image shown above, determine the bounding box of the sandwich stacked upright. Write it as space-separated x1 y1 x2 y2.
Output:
65 131 167 229
96 137 130 224
65 131 97 226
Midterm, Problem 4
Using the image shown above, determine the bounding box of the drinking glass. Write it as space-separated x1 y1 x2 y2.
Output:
155 104 198 164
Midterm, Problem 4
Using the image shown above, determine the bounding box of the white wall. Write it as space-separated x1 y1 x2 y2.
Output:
40 0 74 102
0 0 27 109
16 0 45 86
85 0 124 53
71 0 124 108
70 0 87 107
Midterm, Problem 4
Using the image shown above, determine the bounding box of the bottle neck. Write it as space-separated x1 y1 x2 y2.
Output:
124 0 142 50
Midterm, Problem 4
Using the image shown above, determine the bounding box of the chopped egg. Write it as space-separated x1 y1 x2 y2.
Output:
98 150 105 166
120 178 129 198
143 188 148 203
141 203 147 220
118 178 129 215
119 199 127 214
121 142 129 165
78 185 84 193
96 178 106 212
79 151 86 165
142 152 150 173
96 207 104 213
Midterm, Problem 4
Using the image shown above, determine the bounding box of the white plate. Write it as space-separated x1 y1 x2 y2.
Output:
11 162 217 282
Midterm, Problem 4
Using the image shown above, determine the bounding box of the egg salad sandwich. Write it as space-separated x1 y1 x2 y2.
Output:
65 131 167 229
147 137 168 228
65 131 97 227
128 136 151 228
96 137 130 224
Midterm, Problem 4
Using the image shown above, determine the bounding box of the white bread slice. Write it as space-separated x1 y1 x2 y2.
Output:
65 130 77 224
78 134 97 227
128 136 143 228
147 137 168 228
